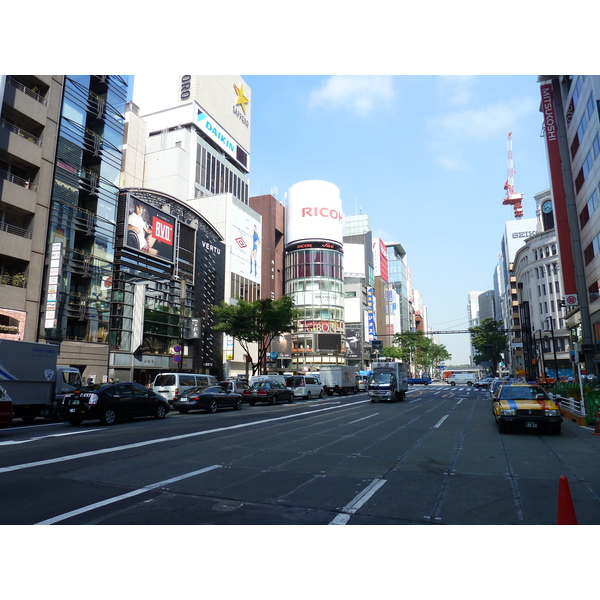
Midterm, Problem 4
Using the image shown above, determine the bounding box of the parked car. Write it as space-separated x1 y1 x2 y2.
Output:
219 380 250 395
0 385 13 429
488 378 508 398
60 382 170 426
473 377 494 389
151 372 219 405
356 377 370 391
173 385 244 414
243 380 294 405
286 375 324 399
491 383 562 434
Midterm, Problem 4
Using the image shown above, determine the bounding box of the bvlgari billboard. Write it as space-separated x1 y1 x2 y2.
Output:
125 194 175 263
285 180 344 246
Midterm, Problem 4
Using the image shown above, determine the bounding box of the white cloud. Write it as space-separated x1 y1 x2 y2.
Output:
435 75 477 106
308 76 395 114
428 96 539 142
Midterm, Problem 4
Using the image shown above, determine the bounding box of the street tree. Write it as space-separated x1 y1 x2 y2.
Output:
385 331 450 376
469 318 507 376
212 296 298 376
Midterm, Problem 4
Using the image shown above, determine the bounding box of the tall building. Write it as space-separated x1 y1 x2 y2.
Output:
0 75 64 342
38 76 129 382
513 189 569 380
539 75 600 376
284 180 346 371
498 218 537 375
137 75 250 205
343 213 374 369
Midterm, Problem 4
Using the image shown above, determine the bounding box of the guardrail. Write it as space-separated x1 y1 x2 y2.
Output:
0 167 36 192
0 117 42 146
0 221 33 240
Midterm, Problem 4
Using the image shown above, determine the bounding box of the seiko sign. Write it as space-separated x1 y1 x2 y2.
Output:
512 231 536 239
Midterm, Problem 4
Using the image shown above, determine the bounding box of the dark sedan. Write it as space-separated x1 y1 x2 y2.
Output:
242 380 294 406
173 385 244 414
60 382 169 426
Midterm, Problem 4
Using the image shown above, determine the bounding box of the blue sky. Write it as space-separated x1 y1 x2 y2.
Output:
240 75 551 364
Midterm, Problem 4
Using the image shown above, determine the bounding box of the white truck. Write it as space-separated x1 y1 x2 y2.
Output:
319 365 357 395
446 372 478 386
368 361 408 402
0 339 82 422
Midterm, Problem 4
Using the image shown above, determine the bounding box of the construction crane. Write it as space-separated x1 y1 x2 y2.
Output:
502 132 524 219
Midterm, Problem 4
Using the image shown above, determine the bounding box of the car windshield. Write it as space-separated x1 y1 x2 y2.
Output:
371 373 392 384
499 386 549 400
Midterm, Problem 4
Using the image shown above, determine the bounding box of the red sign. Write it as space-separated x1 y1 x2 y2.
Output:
540 83 577 297
152 217 174 246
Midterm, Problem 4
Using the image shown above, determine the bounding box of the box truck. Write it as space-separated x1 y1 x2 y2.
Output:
0 339 82 422
319 365 357 395
368 361 408 402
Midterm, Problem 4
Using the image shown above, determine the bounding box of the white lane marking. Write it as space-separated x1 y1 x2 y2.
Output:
0 429 102 446
0 400 368 475
35 464 222 525
433 415 449 428
348 413 378 425
329 479 387 525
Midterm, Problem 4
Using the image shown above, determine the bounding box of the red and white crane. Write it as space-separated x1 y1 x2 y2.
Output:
502 132 524 218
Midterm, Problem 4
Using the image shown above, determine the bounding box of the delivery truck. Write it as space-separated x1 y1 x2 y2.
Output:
0 339 82 422
319 365 357 395
368 361 408 402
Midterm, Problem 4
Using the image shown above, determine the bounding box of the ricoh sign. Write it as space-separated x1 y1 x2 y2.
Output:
285 180 344 246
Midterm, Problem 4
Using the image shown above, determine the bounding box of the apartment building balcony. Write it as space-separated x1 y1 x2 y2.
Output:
0 168 37 214
0 117 43 167
3 76 50 127
0 222 33 261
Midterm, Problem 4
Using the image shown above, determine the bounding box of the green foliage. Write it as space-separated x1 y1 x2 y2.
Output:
469 318 507 374
212 296 298 375
385 330 451 375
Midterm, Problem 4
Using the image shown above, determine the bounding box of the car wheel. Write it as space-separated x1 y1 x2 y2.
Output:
233 398 243 410
100 408 117 426
269 396 277 405
178 408 189 414
498 422 506 433
207 399 218 413
288 394 293 403
450 382 456 386
319 389 323 398
467 381 473 386
249 401 256 406
551 424 561 435
67 417 83 426
154 404 167 419
306 391 312 400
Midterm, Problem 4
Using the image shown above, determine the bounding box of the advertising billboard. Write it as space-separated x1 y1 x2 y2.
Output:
372 238 389 282
126 195 175 263
285 180 344 246
230 208 261 284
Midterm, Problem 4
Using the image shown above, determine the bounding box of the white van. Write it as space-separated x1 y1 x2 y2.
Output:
447 372 478 386
285 375 324 399
152 373 218 404
249 374 287 386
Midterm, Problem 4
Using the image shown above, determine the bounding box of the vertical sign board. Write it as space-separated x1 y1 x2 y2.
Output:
45 242 62 329
540 83 578 303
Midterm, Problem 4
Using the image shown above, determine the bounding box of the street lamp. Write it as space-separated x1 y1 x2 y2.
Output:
545 316 559 382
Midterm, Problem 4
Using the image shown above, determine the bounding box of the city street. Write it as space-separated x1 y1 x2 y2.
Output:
2 383 599 525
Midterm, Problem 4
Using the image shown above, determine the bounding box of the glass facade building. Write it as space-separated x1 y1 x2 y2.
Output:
39 76 129 377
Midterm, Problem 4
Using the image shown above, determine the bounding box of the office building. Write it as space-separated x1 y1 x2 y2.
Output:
0 75 64 342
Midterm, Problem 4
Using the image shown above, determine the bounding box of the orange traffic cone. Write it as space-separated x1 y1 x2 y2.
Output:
557 476 578 525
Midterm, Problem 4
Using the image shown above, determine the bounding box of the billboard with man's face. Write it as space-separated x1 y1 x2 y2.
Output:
125 195 176 263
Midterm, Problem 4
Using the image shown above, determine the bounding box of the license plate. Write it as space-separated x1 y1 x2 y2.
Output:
525 421 538 428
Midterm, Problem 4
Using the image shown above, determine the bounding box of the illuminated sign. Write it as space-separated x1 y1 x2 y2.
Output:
125 195 175 263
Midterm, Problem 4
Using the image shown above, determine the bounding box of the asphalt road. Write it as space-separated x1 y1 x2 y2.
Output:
2 383 600 525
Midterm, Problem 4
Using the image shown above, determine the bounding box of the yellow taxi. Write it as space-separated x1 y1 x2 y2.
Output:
491 383 562 434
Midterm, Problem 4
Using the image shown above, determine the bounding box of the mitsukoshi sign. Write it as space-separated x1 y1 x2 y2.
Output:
285 180 344 246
